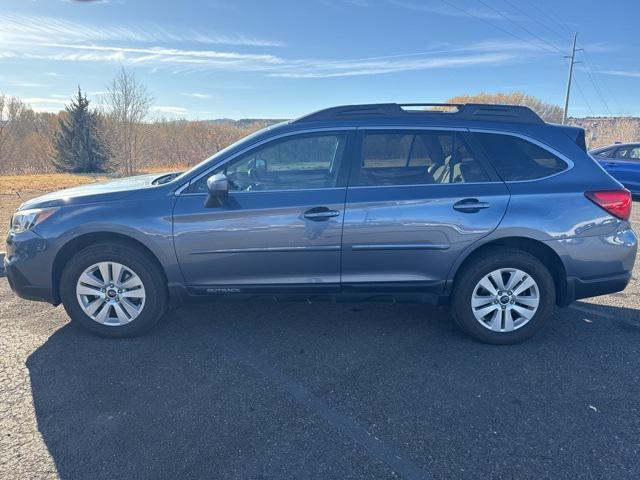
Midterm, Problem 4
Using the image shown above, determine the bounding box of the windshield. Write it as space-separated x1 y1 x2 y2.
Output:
169 122 289 186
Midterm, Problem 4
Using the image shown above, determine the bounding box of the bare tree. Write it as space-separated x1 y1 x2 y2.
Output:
0 94 26 165
447 91 564 123
104 67 153 175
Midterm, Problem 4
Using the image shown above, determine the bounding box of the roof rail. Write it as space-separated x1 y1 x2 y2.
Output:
294 103 544 124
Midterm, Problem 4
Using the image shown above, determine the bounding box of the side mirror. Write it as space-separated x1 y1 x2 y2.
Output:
207 172 229 198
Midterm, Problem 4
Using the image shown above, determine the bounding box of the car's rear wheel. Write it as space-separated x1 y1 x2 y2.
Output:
60 242 167 337
452 248 555 344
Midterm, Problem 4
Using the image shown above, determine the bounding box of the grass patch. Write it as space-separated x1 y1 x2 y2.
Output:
0 173 113 195
0 167 188 195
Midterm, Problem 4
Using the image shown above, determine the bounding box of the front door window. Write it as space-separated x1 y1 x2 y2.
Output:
189 132 347 193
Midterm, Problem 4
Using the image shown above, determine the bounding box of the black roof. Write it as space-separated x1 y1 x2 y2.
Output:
294 103 545 125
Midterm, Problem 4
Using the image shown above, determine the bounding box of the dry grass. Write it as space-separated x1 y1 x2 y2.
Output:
0 173 113 195
0 170 178 240
0 174 112 240
0 166 187 195
141 165 189 174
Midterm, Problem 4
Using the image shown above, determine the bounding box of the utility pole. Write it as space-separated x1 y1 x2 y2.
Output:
562 32 582 125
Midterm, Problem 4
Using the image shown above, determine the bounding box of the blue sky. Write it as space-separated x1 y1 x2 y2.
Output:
1 0 639 119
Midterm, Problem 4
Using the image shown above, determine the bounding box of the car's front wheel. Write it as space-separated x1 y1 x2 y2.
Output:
452 248 555 344
60 242 168 337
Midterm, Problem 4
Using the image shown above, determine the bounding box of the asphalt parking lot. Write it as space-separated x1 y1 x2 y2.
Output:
1 206 638 480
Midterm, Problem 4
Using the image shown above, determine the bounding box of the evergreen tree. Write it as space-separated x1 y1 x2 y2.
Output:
51 87 109 173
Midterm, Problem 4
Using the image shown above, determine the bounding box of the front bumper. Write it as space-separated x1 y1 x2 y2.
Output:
4 230 57 304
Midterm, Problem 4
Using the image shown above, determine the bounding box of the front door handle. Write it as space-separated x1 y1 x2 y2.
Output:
303 207 341 221
453 198 491 213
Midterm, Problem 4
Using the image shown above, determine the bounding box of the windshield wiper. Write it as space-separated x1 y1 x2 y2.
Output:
152 172 182 185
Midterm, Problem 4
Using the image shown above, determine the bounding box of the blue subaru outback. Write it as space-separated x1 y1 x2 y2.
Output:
5 104 637 344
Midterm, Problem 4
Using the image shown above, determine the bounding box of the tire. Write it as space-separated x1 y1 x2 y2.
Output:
451 247 555 345
60 241 168 338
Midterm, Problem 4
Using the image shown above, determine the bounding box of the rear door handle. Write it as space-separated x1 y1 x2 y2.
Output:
453 198 491 213
303 207 341 221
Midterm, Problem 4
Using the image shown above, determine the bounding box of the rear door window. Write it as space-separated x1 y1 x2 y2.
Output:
355 130 490 186
473 133 568 181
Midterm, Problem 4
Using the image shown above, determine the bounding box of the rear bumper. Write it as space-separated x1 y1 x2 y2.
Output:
548 225 637 306
563 272 632 306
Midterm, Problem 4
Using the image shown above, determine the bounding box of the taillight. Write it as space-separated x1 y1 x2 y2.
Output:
585 190 632 221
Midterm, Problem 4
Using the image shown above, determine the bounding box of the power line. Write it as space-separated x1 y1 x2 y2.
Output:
525 1 572 38
499 0 568 44
441 0 589 121
579 50 612 116
439 0 562 56
497 0 614 116
573 76 594 117
474 0 565 55
580 48 619 115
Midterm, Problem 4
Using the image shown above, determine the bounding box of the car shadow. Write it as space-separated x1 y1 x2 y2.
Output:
27 300 640 480
572 299 640 328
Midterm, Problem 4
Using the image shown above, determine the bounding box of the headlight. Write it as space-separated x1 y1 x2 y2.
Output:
10 208 59 234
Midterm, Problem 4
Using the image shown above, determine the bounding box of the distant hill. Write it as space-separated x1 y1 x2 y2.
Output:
568 117 640 148
204 118 286 128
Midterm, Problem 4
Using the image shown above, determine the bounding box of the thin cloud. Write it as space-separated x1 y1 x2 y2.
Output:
271 53 517 78
343 0 377 6
340 0 509 20
22 97 68 104
0 12 550 79
0 13 284 47
152 105 189 115
61 0 125 4
388 0 505 20
2 39 543 78
20 97 69 112
32 43 283 64
180 92 212 98
599 70 640 78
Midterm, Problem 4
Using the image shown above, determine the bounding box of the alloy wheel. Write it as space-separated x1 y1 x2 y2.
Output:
471 268 540 332
75 261 146 326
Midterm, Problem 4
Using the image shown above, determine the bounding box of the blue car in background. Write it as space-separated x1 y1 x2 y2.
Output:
590 143 640 196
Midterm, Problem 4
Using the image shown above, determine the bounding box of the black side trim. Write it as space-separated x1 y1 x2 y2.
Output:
351 244 449 251
190 245 341 255
342 280 446 293
187 283 341 295
183 281 448 305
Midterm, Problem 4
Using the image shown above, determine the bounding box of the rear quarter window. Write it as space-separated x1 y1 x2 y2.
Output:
473 133 568 181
